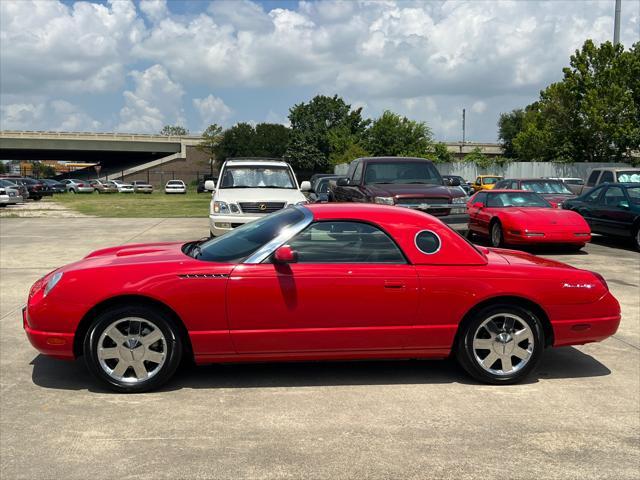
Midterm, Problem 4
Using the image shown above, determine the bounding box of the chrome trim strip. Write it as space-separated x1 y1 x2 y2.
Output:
414 229 442 255
397 203 467 211
243 206 313 264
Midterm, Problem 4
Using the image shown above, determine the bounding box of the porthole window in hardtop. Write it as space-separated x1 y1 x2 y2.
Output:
415 230 441 255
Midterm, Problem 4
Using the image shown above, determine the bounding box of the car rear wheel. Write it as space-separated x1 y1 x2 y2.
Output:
83 305 183 393
456 304 544 384
490 221 504 247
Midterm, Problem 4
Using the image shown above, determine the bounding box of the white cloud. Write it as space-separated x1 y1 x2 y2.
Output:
139 0 169 24
0 103 45 130
0 99 101 131
471 101 487 114
116 65 185 133
192 94 232 130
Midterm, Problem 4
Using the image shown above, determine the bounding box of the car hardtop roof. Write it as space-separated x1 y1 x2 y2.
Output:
477 174 502 177
352 156 435 164
591 167 640 172
306 203 441 225
503 178 564 182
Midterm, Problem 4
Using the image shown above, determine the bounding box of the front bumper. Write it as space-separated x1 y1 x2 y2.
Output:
74 187 95 193
209 214 263 236
22 307 74 360
504 231 591 245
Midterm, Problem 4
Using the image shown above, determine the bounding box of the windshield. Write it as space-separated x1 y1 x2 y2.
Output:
617 171 640 183
193 207 305 263
482 177 501 185
167 181 183 185
521 180 572 194
627 187 640 205
313 178 334 194
487 192 550 208
364 161 441 185
220 166 295 189
563 179 584 185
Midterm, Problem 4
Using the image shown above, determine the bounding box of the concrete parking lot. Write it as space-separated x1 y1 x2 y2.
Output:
1 217 639 479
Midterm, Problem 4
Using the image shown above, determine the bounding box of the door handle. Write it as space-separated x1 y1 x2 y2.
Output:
384 281 405 289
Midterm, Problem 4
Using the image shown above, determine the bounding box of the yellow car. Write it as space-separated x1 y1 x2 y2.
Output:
472 175 503 192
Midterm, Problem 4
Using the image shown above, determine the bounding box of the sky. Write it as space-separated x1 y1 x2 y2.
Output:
0 0 638 142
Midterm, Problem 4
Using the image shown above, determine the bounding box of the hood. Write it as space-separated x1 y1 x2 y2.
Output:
215 187 306 203
70 242 189 269
367 183 464 199
501 207 587 227
540 193 575 206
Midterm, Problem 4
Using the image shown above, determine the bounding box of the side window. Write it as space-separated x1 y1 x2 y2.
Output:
346 161 357 179
475 177 481 184
494 181 505 189
352 162 364 184
510 181 520 189
474 192 487 204
603 186 625 207
584 187 603 203
600 171 614 184
286 221 406 264
586 170 600 187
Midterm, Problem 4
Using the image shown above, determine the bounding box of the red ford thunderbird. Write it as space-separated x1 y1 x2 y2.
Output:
467 190 592 249
24 204 619 392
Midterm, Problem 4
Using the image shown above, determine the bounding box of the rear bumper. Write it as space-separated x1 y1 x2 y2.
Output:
22 307 74 360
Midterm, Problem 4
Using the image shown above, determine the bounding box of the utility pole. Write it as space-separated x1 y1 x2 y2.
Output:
614 0 621 45
462 108 466 145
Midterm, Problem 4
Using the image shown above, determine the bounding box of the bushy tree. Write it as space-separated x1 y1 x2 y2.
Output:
251 123 290 158
284 133 328 171
160 125 189 136
429 142 454 163
366 111 433 157
511 40 640 162
464 147 494 169
214 123 256 160
197 124 224 170
497 109 525 158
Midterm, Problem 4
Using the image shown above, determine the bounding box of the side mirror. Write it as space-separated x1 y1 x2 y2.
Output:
472 202 484 209
449 178 461 186
204 180 216 191
274 245 297 263
336 178 350 186
300 181 311 191
618 201 630 209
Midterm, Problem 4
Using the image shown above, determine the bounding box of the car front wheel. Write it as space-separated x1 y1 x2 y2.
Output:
490 221 504 247
456 304 544 384
83 305 183 393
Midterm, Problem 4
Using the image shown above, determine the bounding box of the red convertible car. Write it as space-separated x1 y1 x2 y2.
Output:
467 190 591 249
24 204 619 392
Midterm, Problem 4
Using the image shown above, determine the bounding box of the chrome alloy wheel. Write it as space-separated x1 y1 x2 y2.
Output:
97 317 167 383
472 313 534 376
491 223 502 247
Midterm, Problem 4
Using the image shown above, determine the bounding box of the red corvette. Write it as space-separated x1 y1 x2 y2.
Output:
467 190 591 249
24 204 619 392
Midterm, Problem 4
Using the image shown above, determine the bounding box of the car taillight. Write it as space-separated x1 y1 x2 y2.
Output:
78 183 84 187
592 272 609 291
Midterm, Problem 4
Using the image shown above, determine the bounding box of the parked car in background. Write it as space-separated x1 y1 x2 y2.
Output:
443 175 473 196
90 180 118 194
545 177 585 195
0 184 22 206
61 179 94 194
467 190 591 249
24 203 621 392
131 180 154 194
40 179 66 193
14 177 52 201
0 178 28 200
109 180 134 193
197 176 217 193
305 174 344 202
493 178 575 208
165 179 187 194
563 183 640 251
206 158 309 236
330 157 467 220
572 168 640 196
472 175 503 192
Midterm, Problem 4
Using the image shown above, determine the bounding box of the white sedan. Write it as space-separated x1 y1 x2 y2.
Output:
109 180 134 193
164 180 187 194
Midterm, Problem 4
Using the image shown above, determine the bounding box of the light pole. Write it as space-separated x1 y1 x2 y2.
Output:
614 0 621 45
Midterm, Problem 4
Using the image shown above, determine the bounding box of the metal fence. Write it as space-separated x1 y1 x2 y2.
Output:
334 161 635 180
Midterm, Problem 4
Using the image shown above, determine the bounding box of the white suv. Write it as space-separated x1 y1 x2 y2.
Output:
206 159 310 236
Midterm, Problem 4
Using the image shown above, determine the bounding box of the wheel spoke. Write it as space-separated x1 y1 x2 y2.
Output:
131 360 148 380
145 350 165 364
513 346 531 360
111 360 129 377
473 338 493 350
501 355 513 372
105 326 126 345
141 329 163 346
98 347 120 360
513 328 532 344
481 352 499 369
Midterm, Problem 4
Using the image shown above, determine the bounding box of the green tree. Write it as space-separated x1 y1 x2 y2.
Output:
366 110 433 157
0 162 7 175
429 142 454 163
160 125 189 136
512 40 640 162
214 123 256 160
497 109 525 158
251 123 290 157
464 147 494 169
284 133 328 171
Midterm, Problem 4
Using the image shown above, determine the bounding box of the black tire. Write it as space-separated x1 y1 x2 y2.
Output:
0 204 6 208
633 224 640 252
32 196 42 201
83 305 183 393
456 303 544 385
69 189 76 194
490 220 504 247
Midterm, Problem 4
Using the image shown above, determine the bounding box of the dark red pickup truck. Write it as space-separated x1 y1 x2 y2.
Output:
330 157 468 222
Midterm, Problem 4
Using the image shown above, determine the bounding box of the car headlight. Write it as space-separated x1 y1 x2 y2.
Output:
44 271 63 297
213 201 230 214
452 196 466 204
374 196 394 205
